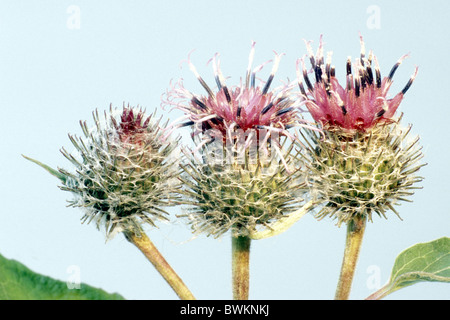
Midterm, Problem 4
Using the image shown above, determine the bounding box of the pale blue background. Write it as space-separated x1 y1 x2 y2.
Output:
0 0 448 300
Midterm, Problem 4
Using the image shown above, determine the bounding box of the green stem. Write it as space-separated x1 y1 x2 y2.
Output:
124 230 195 300
334 216 366 300
249 200 314 240
232 235 251 300
364 283 391 300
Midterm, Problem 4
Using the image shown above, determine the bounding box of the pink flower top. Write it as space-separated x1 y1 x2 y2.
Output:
298 35 418 133
163 42 304 143
111 106 151 146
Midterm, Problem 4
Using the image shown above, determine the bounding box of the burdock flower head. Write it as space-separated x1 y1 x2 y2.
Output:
26 105 181 239
297 36 425 225
164 43 312 238
164 41 304 142
298 35 419 134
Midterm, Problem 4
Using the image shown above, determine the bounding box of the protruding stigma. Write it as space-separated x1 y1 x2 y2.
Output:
388 53 409 82
346 57 352 76
245 41 257 88
275 107 293 117
192 97 207 110
401 66 419 95
261 102 274 115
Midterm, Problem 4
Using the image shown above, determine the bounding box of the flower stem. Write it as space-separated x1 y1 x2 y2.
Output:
232 235 251 300
249 200 314 240
124 230 195 300
334 216 366 300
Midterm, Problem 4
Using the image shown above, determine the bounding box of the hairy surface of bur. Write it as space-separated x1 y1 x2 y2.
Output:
60 109 181 239
300 122 424 225
179 137 307 238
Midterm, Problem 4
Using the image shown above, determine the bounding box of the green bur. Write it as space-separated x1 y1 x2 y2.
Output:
301 122 425 225
178 134 309 238
24 107 182 239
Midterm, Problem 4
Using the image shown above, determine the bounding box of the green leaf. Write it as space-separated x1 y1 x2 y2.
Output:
22 154 67 183
366 237 450 299
0 252 124 300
